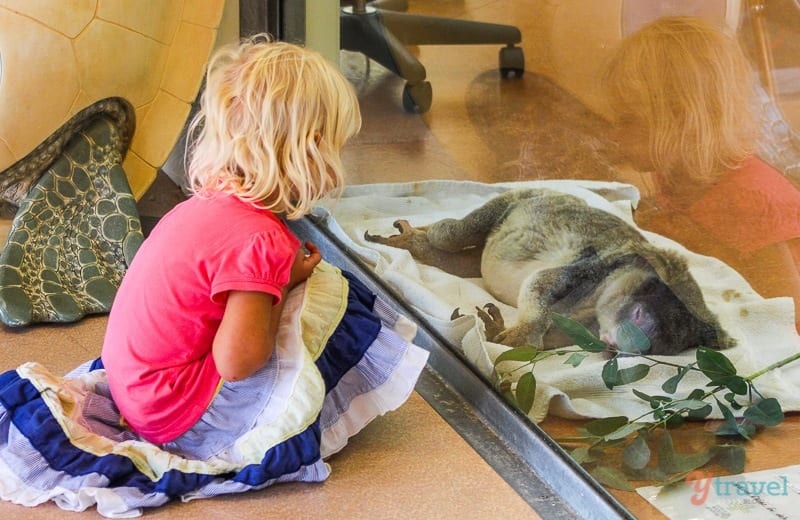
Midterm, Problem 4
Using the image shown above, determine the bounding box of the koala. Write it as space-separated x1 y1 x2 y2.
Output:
364 188 734 355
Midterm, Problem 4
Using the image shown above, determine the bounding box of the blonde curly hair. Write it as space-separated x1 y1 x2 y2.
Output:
186 35 361 219
603 16 756 183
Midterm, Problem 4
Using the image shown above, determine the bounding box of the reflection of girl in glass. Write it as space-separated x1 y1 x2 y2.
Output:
603 16 800 331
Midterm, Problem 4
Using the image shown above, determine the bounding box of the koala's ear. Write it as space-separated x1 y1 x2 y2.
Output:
639 246 735 351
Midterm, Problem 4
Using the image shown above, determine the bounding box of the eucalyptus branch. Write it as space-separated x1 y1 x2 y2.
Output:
491 313 800 491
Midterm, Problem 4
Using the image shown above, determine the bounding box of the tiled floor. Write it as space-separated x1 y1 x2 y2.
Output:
4 1 800 519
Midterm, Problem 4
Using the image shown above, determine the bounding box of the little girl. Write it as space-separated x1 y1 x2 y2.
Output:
100 35 427 453
603 16 800 331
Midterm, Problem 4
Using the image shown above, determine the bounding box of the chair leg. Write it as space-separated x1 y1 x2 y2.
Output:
340 3 523 112
379 11 521 46
341 9 432 113
371 0 408 11
341 9 426 83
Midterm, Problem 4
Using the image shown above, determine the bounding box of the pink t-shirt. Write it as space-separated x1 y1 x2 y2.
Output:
101 194 300 443
688 157 800 254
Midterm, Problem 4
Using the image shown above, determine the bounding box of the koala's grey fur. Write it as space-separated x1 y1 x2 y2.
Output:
365 188 734 355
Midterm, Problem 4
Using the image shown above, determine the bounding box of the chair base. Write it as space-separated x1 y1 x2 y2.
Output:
340 3 524 113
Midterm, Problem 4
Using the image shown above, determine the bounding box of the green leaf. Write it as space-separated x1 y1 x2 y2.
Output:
684 389 713 419
711 444 746 474
632 388 654 403
743 398 784 427
564 352 588 367
670 399 712 411
606 421 649 441
570 446 597 464
590 466 635 491
658 430 712 474
617 363 651 385
707 375 748 395
616 321 651 354
602 357 619 389
714 399 754 440
494 347 540 365
662 364 693 394
687 404 713 420
664 414 685 428
551 313 607 352
515 372 537 414
585 416 630 436
687 388 706 400
625 466 668 483
622 433 651 470
696 347 737 380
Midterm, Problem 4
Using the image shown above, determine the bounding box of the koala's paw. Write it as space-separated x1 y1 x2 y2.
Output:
475 303 506 342
477 304 545 349
364 220 425 249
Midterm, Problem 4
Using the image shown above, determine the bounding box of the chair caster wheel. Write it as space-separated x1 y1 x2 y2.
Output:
402 81 432 113
499 46 524 79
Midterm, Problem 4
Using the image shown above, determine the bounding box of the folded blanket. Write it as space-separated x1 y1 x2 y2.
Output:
315 179 800 423
0 262 428 518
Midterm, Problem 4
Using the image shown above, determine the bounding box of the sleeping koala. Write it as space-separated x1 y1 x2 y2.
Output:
364 188 734 355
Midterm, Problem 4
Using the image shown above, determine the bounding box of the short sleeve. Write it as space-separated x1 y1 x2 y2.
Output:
210 228 301 304
688 161 800 254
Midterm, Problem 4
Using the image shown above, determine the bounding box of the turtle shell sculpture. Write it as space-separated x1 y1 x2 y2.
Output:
0 99 143 326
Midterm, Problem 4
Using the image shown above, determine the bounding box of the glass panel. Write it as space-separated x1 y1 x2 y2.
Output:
327 0 800 516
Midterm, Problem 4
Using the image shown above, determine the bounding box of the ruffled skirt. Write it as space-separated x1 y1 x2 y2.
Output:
0 262 428 518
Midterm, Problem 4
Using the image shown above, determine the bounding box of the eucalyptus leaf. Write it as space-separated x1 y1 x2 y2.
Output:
515 372 537 414
602 357 619 389
664 414 685 429
616 321 651 354
585 416 630 436
670 399 712 411
632 388 655 404
696 347 737 380
570 446 597 464
590 466 635 491
708 375 748 395
551 313 607 352
658 430 712 474
617 363 651 385
625 466 668 483
605 421 648 441
715 399 753 440
711 444 746 474
622 434 651 470
494 347 540 364
564 352 588 367
687 403 713 420
662 364 693 394
687 388 706 400
743 398 784 427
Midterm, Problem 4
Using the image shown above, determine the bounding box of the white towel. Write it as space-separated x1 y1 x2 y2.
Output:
315 179 800 423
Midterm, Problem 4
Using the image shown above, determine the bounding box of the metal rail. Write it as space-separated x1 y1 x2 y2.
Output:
289 216 634 520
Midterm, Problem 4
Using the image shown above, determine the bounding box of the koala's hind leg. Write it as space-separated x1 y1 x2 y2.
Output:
424 190 524 252
365 220 483 277
489 249 612 349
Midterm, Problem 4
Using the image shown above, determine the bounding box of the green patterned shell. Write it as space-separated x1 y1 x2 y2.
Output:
0 113 142 326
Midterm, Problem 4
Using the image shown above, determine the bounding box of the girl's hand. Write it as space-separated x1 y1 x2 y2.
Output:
289 241 322 288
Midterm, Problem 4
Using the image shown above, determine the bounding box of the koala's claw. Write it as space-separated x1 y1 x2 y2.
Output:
393 219 413 233
476 303 506 342
364 219 422 248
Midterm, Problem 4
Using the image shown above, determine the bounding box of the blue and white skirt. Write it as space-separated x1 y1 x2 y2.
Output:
0 262 428 518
